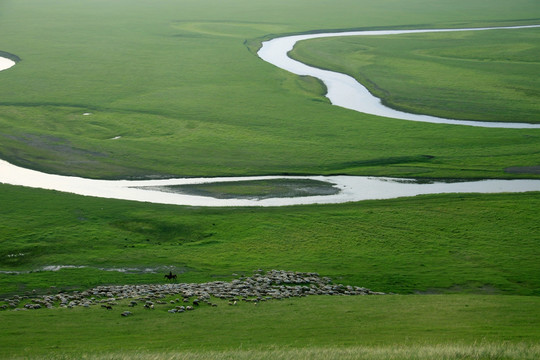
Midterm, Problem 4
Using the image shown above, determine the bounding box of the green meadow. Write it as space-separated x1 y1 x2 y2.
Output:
2 294 540 359
0 0 539 179
1 0 540 358
291 28 540 123
1 184 539 295
1 185 539 358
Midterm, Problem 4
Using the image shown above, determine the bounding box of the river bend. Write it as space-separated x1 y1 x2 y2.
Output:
1 25 539 206
258 24 540 129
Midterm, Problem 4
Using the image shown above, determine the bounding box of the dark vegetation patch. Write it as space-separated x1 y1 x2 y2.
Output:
3 133 107 159
505 165 540 174
0 50 21 62
294 75 328 100
139 178 340 199
0 131 167 180
327 155 435 171
111 218 215 246
243 38 264 54
415 283 503 295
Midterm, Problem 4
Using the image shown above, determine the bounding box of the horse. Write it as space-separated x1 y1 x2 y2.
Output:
164 271 177 282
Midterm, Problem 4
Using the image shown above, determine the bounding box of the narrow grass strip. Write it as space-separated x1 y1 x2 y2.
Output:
20 343 540 360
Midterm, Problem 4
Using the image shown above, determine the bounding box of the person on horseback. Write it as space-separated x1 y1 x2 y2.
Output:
164 271 177 281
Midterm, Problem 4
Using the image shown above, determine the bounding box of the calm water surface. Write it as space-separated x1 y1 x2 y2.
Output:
0 57 15 71
1 159 539 206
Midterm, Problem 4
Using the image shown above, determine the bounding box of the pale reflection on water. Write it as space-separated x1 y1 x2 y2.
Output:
1 159 539 207
0 57 15 71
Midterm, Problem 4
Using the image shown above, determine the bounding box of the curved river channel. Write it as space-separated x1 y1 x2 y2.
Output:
258 25 540 129
1 25 539 206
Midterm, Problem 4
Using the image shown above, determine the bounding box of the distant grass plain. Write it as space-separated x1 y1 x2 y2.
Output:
0 0 539 179
1 0 539 358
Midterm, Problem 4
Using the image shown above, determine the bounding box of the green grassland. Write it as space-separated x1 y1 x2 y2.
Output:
0 185 538 358
0 0 539 179
1 184 538 296
1 295 540 359
1 0 540 358
290 28 540 123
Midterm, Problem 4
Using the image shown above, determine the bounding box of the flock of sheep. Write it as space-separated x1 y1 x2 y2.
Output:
1 270 384 315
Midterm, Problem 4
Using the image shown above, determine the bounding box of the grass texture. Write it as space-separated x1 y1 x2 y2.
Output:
23 345 540 360
1 295 540 358
0 0 539 358
1 184 538 296
0 0 538 179
290 28 540 123
152 178 340 199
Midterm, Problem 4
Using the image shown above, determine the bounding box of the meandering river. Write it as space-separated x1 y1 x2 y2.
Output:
258 24 540 129
1 25 539 206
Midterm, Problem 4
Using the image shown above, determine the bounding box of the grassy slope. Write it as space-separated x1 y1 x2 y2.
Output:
290 28 540 123
0 0 538 179
1 295 540 358
1 184 538 296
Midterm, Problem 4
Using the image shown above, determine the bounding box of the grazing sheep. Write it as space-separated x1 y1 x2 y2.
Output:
4 269 384 313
